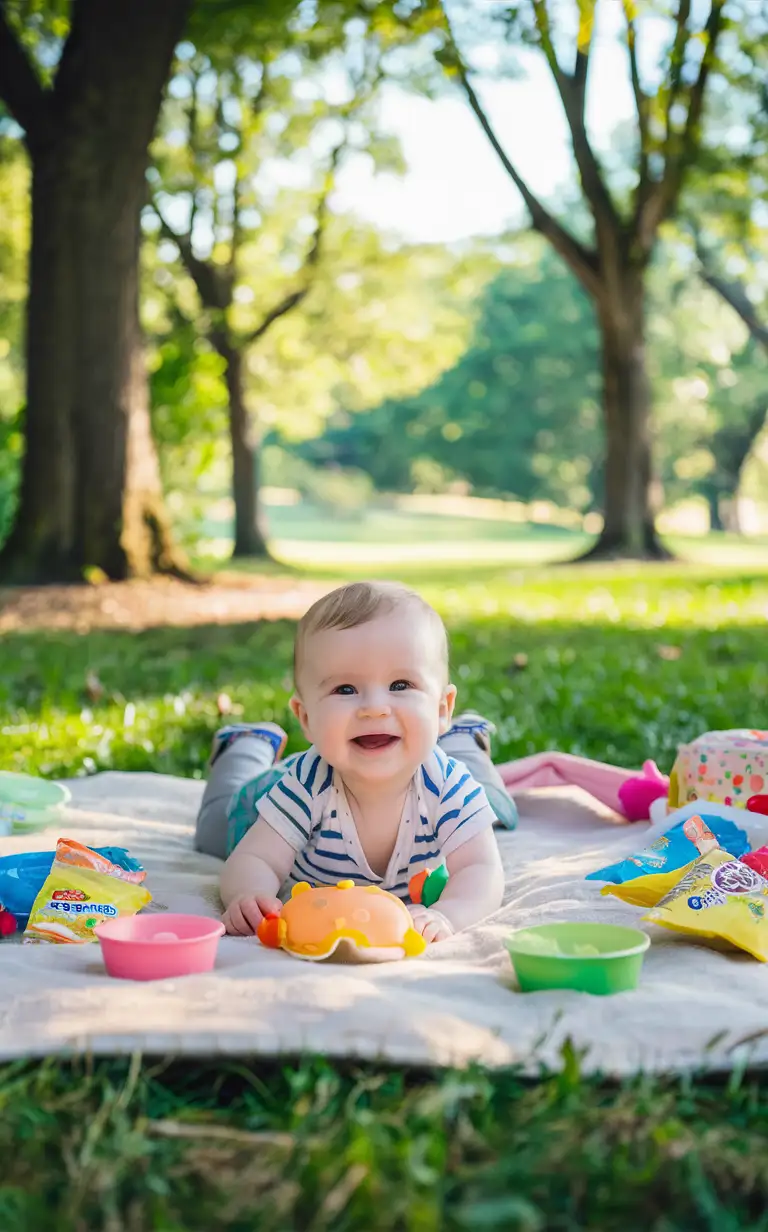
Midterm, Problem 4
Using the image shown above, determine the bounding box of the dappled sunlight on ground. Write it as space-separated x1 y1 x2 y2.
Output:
0 576 331 634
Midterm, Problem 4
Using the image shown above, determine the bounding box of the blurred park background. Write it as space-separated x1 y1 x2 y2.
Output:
1 0 768 586
4 5 768 1227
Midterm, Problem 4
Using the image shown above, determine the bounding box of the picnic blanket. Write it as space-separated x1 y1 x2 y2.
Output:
2 770 768 1076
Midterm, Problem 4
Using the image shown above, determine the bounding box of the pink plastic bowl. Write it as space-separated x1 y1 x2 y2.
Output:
95 913 225 981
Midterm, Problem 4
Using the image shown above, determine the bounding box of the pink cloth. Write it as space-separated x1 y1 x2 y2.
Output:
497 751 639 816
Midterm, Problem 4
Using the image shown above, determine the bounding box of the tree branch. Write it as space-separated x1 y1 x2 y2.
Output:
0 5 50 146
574 0 595 100
678 1 725 167
531 0 619 236
698 259 768 353
245 288 309 346
635 0 726 251
242 139 345 347
531 0 564 85
187 62 201 241
664 0 692 147
442 25 600 295
153 202 232 311
622 1 649 184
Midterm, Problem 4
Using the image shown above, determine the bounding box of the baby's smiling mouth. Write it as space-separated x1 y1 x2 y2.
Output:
352 734 400 750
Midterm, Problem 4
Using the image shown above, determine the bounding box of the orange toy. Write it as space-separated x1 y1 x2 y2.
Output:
257 880 427 963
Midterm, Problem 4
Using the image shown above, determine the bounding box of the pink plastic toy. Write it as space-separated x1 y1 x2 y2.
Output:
96 913 225 981
617 760 670 822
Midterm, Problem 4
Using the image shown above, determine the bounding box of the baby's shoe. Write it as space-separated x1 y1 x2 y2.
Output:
444 711 496 753
209 721 287 767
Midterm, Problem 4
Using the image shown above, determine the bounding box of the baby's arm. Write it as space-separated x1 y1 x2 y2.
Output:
220 820 296 936
441 827 504 929
411 829 504 942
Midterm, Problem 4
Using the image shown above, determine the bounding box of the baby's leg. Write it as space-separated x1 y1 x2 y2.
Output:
194 723 287 859
438 713 518 830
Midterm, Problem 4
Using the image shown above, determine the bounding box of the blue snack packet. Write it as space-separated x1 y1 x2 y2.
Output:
586 814 750 886
0 846 144 923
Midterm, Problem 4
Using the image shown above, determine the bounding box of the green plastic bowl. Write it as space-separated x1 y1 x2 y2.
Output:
506 922 650 996
0 772 71 834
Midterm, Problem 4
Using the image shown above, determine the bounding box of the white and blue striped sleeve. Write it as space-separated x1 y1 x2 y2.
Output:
430 752 497 858
257 749 332 852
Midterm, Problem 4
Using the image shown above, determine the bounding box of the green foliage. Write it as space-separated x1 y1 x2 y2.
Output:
0 0 69 90
296 241 602 507
296 233 768 516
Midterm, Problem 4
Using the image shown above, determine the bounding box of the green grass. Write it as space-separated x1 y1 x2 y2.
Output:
2 546 768 1228
198 500 768 569
4 1053 768 1231
2 560 766 778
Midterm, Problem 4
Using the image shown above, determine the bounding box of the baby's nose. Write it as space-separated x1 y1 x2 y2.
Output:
358 692 391 717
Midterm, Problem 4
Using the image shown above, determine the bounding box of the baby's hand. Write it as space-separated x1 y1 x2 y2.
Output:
222 894 282 937
408 904 454 944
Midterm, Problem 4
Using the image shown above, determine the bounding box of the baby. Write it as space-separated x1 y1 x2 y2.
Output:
194 581 516 943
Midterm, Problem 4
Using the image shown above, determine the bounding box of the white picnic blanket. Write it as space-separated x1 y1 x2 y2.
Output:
2 771 768 1075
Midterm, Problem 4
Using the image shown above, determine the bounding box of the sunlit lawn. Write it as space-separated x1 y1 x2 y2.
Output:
2 514 768 1228
196 498 768 569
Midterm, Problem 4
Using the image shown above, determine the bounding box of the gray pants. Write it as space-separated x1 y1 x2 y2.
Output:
195 728 517 861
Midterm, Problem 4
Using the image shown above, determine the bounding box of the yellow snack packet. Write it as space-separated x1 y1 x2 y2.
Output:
24 838 151 944
644 848 768 961
601 862 699 908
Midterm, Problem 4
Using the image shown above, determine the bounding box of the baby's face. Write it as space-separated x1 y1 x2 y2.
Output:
291 609 456 786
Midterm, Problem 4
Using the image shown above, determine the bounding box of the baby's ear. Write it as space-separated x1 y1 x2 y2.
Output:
438 683 458 734
289 693 310 737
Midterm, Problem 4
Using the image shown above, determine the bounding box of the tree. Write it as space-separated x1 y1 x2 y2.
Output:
0 0 196 581
148 221 495 539
149 4 441 558
434 0 730 558
150 37 387 557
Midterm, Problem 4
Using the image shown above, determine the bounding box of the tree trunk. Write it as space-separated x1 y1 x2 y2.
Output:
1 144 78 578
705 400 767 539
706 488 725 533
215 336 270 559
579 279 670 561
0 0 190 583
720 498 743 536
123 220 190 577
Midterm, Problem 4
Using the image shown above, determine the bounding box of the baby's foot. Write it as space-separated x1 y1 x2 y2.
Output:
210 722 287 767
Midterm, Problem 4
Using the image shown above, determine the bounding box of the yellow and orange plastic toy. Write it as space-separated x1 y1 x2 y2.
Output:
257 880 427 963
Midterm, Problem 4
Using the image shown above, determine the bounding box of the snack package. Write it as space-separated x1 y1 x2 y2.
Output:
644 848 768 961
588 813 750 908
0 845 145 923
23 838 150 944
741 847 768 879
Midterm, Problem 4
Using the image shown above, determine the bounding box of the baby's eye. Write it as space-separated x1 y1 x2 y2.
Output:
332 684 356 695
390 680 413 692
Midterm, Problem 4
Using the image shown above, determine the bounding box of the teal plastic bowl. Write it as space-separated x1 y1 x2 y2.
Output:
0 772 71 834
506 922 650 996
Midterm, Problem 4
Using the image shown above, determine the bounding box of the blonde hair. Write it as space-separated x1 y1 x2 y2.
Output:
294 581 448 686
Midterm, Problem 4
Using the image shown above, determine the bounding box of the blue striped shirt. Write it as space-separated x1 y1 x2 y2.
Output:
255 746 496 901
